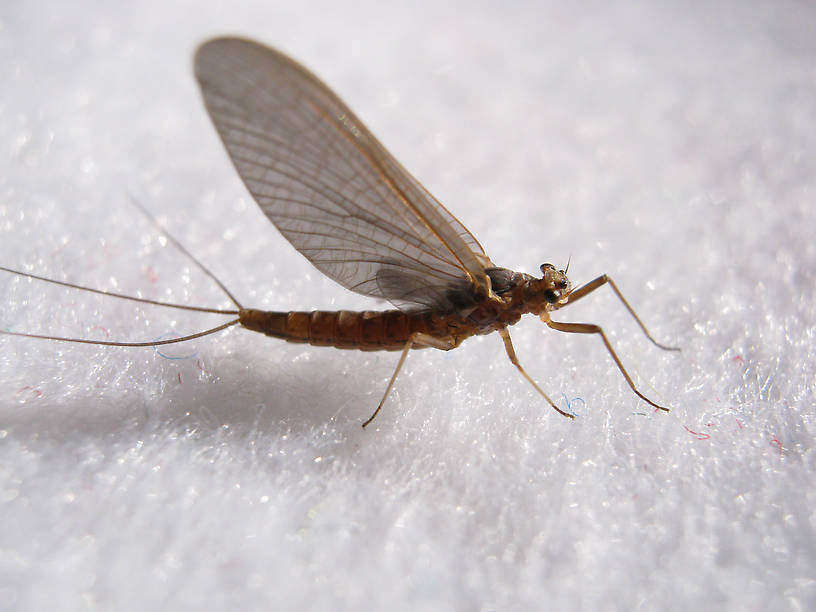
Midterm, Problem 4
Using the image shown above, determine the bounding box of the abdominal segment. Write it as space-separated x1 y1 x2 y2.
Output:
239 308 457 351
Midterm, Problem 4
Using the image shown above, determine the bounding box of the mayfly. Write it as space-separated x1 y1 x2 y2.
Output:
1 37 679 427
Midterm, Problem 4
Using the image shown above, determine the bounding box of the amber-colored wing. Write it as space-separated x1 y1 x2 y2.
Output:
194 37 493 311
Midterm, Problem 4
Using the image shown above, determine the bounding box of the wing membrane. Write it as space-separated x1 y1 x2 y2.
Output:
194 37 493 310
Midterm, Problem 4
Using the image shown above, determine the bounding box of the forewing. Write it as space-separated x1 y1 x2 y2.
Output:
194 37 493 310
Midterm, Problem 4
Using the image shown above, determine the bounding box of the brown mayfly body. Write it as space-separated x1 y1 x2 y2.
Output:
1 37 679 427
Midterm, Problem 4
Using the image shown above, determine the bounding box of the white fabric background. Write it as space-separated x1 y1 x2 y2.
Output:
1 1 813 610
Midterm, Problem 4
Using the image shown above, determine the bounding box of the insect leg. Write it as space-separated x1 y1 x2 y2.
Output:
558 275 679 351
362 332 456 429
544 319 670 412
497 328 574 419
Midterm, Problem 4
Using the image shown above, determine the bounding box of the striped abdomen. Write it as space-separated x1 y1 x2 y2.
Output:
238 309 459 351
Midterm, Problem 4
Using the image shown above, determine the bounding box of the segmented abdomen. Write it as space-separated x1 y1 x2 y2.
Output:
238 309 451 351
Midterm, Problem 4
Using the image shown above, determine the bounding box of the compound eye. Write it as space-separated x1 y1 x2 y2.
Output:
543 289 558 303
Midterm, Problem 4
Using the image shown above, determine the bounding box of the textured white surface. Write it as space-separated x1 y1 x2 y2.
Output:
1 1 814 610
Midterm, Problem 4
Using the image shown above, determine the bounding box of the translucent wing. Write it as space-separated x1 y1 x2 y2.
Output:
194 37 493 311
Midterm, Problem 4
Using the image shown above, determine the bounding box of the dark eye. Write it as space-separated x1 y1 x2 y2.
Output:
557 280 568 289
543 289 558 303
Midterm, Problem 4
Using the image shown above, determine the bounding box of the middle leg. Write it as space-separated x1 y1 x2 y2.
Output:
545 319 670 412
498 327 574 419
